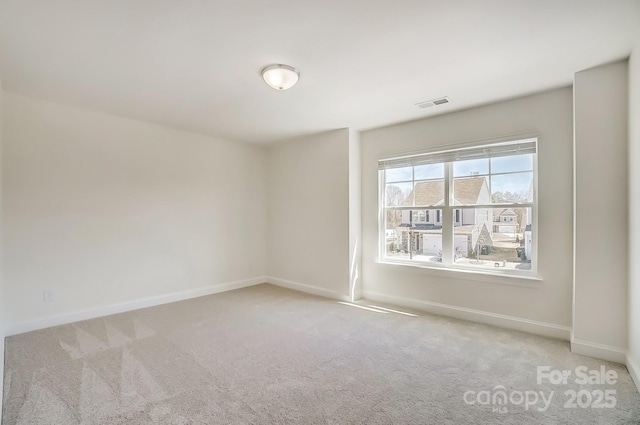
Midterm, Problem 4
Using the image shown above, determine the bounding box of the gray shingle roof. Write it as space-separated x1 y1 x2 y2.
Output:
401 176 486 206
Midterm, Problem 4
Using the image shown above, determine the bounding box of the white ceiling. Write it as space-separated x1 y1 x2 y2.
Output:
1 1 639 145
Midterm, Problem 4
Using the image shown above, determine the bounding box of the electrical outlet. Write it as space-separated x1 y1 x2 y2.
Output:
43 289 56 303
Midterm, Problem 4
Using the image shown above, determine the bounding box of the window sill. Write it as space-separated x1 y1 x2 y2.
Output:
377 258 542 286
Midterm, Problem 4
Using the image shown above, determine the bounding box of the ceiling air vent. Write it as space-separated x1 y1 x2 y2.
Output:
415 96 451 109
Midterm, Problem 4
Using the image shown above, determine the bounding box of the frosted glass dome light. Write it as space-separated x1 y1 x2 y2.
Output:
261 64 300 90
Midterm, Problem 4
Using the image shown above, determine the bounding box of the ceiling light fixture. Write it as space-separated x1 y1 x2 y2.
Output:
261 64 300 90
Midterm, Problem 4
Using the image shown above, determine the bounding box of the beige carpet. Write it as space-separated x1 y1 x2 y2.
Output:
2 284 639 424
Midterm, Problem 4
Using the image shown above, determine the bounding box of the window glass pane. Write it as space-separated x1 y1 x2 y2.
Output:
384 209 402 247
385 167 412 183
452 207 532 270
453 158 489 177
384 210 405 258
384 210 442 264
411 210 427 223
414 163 444 180
413 180 444 206
385 183 413 206
419 233 443 262
407 209 441 224
491 154 533 174
452 176 490 206
491 172 533 203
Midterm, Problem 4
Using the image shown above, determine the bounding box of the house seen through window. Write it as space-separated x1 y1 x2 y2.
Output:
380 138 536 273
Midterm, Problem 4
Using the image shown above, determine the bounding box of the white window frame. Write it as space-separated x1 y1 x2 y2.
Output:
378 137 538 278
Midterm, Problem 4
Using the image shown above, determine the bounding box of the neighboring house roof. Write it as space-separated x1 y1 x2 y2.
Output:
411 223 442 230
402 180 445 206
401 176 487 207
453 177 487 205
493 207 517 216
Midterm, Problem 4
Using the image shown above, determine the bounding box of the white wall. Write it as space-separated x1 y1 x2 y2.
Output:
2 92 267 328
0 79 5 414
628 45 640 386
573 60 628 361
348 128 362 301
361 88 574 336
267 129 351 299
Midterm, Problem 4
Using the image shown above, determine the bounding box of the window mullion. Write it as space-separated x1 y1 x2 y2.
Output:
412 166 416 207
441 162 453 265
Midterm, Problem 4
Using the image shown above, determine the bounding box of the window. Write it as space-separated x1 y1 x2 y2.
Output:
380 138 536 274
413 210 427 222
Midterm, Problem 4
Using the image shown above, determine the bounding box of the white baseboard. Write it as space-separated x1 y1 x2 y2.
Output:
627 353 640 391
0 334 4 416
570 339 627 364
4 276 267 337
266 276 351 302
362 290 572 340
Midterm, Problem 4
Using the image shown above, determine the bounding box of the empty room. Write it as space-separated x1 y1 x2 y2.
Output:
1 0 640 424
